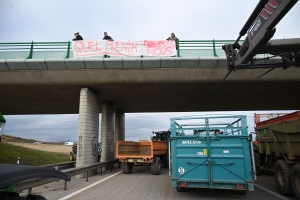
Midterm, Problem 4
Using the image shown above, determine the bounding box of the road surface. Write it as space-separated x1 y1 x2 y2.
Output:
34 166 297 200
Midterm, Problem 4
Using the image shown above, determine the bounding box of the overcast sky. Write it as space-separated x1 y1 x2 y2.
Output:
1 0 299 142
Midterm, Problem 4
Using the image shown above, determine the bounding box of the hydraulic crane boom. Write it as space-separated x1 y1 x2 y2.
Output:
222 0 299 76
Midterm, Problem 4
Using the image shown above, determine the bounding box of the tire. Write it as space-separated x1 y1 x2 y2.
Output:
274 160 293 196
151 157 161 175
176 187 186 192
161 154 169 168
254 151 262 175
291 164 300 199
122 162 133 174
234 190 247 195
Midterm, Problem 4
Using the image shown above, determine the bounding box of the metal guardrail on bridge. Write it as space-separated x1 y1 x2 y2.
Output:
0 40 239 59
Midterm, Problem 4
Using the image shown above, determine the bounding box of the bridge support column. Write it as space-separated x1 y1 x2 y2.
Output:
100 102 115 166
76 88 99 178
115 109 125 158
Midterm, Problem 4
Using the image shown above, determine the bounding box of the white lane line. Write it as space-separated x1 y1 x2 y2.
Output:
58 171 122 200
254 184 290 200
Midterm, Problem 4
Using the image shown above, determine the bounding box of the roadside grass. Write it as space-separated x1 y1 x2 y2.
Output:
2 135 37 143
0 142 69 166
2 135 62 145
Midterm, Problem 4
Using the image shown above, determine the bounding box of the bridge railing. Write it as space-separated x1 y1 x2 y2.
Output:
177 40 238 57
0 41 72 59
0 40 239 59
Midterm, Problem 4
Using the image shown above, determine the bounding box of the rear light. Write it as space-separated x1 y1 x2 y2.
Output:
236 184 244 189
180 182 188 187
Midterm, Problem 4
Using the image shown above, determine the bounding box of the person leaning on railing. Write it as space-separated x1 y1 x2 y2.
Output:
166 33 179 50
72 32 83 41
103 32 114 41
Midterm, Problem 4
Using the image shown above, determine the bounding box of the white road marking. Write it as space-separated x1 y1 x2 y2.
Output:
254 184 291 200
58 171 122 200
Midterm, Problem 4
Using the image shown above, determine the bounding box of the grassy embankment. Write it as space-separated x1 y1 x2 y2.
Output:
0 135 69 166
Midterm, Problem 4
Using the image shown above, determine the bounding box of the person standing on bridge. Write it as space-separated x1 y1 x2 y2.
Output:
166 33 178 41
103 32 114 41
167 33 179 50
72 32 83 41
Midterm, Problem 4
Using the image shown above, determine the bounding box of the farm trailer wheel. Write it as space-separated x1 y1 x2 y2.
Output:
160 154 169 168
122 162 133 174
274 160 293 196
291 163 300 199
151 157 161 175
254 151 262 175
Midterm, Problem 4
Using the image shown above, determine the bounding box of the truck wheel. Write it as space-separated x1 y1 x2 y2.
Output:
274 160 293 196
254 151 261 175
291 164 300 199
151 157 161 175
122 162 133 174
234 190 247 195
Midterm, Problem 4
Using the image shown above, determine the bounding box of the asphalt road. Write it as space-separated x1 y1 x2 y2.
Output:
48 166 298 200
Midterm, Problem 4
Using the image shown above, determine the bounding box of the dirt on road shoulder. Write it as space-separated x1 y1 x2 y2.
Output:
5 142 72 155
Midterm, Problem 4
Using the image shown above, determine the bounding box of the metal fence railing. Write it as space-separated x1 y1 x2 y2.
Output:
0 41 72 59
0 40 241 59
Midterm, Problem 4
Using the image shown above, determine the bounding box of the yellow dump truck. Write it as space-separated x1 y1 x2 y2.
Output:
116 131 170 175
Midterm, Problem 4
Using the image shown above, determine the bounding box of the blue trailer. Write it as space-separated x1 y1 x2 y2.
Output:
170 115 255 195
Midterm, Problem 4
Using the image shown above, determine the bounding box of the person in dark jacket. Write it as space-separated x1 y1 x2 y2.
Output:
166 33 179 50
166 33 178 41
72 32 83 41
103 32 114 41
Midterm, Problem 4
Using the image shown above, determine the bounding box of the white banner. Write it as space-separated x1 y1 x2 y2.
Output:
72 40 176 58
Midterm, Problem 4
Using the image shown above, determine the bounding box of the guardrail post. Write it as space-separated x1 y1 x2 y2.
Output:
27 41 34 59
176 40 180 57
65 40 71 58
28 188 32 194
86 171 89 182
213 39 218 57
100 167 102 176
64 180 67 190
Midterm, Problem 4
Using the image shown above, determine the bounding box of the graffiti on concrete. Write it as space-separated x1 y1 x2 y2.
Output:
78 135 82 157
92 137 98 156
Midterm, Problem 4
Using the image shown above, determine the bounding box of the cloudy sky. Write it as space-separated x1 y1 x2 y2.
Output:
1 0 299 142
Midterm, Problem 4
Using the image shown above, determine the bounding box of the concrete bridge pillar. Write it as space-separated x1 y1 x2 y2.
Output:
76 88 99 178
115 110 125 158
100 102 115 163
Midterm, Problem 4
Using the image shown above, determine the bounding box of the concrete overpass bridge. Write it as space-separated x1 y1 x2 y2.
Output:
1 39 299 173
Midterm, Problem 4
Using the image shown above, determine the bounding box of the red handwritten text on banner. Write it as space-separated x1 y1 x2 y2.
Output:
72 40 176 58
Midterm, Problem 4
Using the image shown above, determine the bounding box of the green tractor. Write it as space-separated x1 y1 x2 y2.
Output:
70 143 101 162
69 144 77 161
0 112 6 142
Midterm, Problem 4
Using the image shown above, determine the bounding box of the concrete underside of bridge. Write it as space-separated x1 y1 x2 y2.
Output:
0 66 300 114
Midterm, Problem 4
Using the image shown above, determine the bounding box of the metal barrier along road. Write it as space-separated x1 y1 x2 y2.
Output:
0 40 237 59
12 159 119 193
